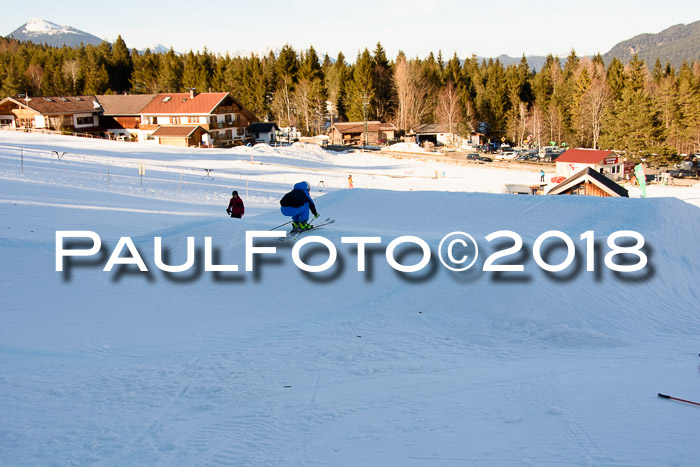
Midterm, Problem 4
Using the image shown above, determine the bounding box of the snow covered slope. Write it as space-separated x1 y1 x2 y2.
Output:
1 132 700 465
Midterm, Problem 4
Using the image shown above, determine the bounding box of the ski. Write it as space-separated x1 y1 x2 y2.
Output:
278 218 335 241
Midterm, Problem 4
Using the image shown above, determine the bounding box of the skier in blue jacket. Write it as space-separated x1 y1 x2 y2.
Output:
279 181 319 231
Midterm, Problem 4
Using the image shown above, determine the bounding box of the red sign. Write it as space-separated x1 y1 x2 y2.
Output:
603 157 618 165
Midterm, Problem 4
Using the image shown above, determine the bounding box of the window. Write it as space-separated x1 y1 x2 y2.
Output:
188 116 198 123
209 116 218 124
172 116 181 124
76 116 93 125
225 114 232 123
162 96 171 102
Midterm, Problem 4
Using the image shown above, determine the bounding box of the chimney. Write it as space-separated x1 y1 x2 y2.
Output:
189 88 197 99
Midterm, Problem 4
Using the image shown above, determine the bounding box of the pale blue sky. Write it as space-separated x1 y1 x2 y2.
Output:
2 0 699 60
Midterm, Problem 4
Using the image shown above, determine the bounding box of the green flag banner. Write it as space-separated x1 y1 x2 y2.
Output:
634 163 647 198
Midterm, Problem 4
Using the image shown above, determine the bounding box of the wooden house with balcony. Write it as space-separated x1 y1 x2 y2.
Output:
96 94 157 140
0 95 103 133
138 90 257 147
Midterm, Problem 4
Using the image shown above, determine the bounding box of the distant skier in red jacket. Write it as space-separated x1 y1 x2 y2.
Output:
226 190 245 218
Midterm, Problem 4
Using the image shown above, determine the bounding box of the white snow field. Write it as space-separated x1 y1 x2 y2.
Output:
1 132 700 466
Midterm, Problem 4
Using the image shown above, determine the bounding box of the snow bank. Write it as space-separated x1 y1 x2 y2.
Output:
382 142 426 153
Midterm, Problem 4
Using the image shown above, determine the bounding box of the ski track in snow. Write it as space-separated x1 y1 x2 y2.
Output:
1 131 700 465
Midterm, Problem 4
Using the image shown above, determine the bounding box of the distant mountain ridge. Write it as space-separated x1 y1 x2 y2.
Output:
5 18 700 70
602 20 700 68
7 18 103 48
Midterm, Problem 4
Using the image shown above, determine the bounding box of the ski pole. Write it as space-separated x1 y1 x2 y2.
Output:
658 393 700 407
268 220 292 231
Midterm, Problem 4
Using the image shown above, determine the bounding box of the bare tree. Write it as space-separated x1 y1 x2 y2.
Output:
571 60 612 149
292 79 312 135
527 104 544 148
394 54 431 131
62 59 80 94
292 78 324 135
394 54 411 131
581 79 613 149
517 102 528 147
435 81 462 146
544 102 563 145
24 64 44 93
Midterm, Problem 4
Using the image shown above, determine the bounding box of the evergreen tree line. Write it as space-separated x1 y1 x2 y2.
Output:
1 35 699 157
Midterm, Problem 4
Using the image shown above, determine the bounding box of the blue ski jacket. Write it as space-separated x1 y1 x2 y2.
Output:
280 182 318 216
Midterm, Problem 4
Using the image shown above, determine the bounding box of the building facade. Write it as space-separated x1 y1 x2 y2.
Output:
138 90 257 147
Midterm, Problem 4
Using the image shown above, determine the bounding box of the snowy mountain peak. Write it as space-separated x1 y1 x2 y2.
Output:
7 18 104 47
23 18 77 35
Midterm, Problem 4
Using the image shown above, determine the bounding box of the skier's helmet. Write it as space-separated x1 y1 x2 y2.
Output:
232 190 238 196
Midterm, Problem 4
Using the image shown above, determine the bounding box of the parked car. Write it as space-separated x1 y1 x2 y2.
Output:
466 153 479 160
496 151 517 160
539 146 560 156
669 168 698 178
542 152 563 162
478 155 493 162
515 154 529 161
670 161 699 178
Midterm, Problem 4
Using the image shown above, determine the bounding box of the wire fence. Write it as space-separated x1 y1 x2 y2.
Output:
0 143 301 205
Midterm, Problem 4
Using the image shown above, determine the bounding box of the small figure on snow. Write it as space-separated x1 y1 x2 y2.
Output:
540 170 545 182
279 181 319 231
347 175 354 189
226 190 245 218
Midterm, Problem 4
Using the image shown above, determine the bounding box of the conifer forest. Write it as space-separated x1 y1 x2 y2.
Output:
1 36 699 159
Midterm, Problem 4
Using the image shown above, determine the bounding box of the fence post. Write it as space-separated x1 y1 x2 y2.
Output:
21 147 23 173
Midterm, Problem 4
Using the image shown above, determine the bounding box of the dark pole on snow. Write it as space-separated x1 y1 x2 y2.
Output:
268 220 292 231
658 393 700 407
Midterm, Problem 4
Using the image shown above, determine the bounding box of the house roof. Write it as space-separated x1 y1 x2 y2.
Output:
548 167 629 197
249 122 279 132
0 96 101 115
331 121 396 134
555 148 616 164
142 92 238 115
96 94 157 116
152 125 207 138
